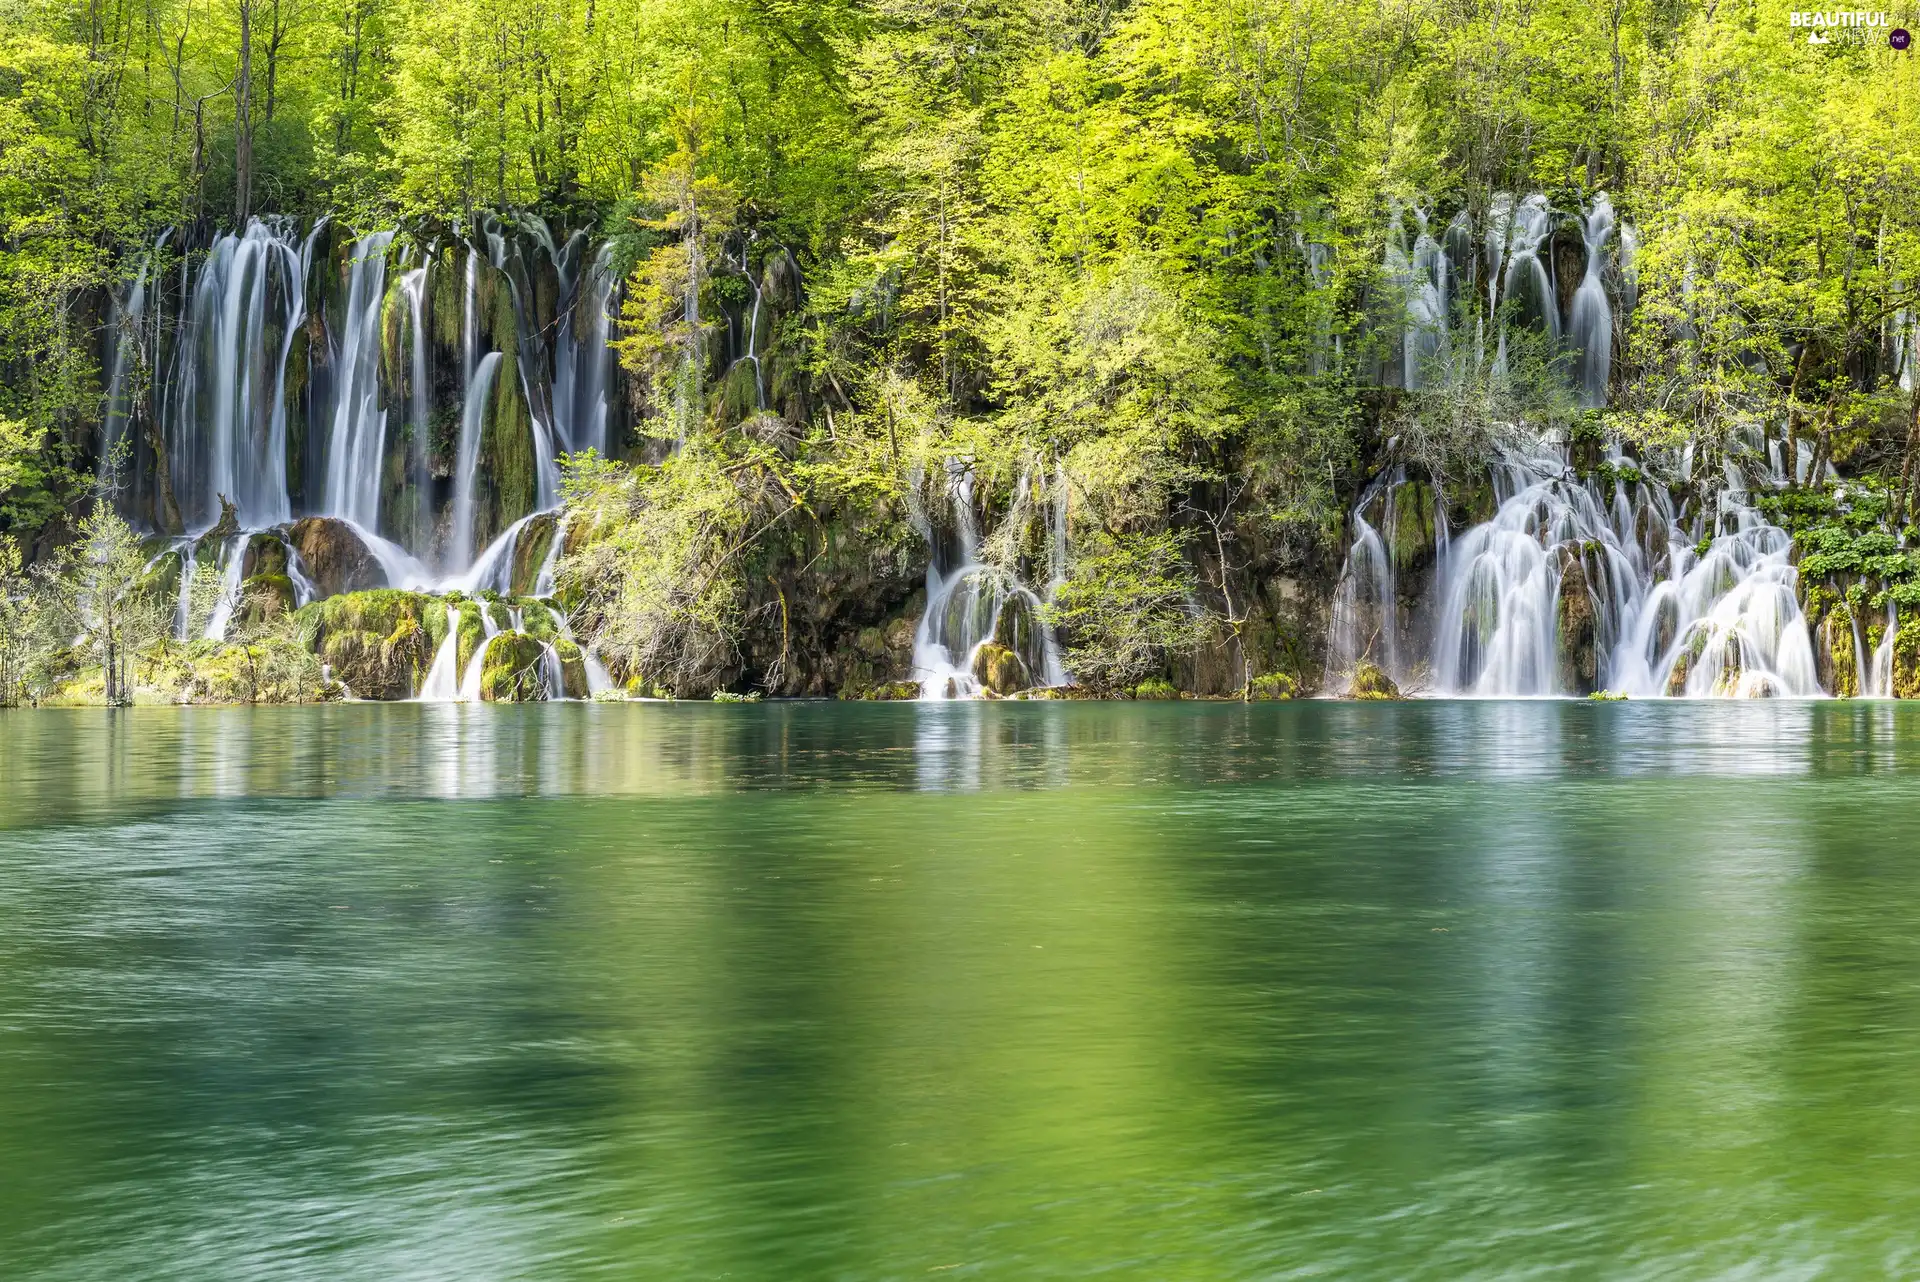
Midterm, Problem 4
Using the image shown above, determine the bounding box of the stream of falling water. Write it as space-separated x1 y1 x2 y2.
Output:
1332 448 1821 698
909 462 1068 699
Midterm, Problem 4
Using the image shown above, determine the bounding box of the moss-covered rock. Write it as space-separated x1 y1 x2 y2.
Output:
1817 607 1859 698
1348 661 1402 700
287 516 385 598
551 636 589 699
1387 478 1438 575
1893 616 1920 699
293 589 452 699
240 532 289 579
509 513 559 596
972 642 1032 696
1246 672 1297 700
1130 677 1181 700
140 548 185 601
1014 685 1098 700
478 631 546 702
842 680 921 700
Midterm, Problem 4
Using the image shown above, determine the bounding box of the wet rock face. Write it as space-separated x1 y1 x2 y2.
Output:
1555 551 1599 695
287 517 384 598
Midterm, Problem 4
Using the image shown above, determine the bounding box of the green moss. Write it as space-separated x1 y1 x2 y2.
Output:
1130 677 1180 700
509 514 558 596
478 631 546 702
293 589 449 699
1348 662 1401 700
552 636 589 698
1246 672 1297 700
971 641 1031 695
841 680 921 700
480 355 537 537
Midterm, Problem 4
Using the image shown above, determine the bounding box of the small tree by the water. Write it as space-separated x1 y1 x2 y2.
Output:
31 507 168 706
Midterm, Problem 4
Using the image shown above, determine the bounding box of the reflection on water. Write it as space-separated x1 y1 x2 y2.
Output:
5 700 1920 820
3 702 1920 1278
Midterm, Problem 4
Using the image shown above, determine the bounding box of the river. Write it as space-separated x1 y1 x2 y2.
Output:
4 701 1919 1277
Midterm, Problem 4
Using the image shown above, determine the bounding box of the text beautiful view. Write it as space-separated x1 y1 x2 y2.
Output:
3 0 1920 1276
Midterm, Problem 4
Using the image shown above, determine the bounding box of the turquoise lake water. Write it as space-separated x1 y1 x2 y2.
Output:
4 700 1920 1278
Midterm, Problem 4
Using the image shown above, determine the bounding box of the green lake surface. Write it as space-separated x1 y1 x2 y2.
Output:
4 700 1920 1278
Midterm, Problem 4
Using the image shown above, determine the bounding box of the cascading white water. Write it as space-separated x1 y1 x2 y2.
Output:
457 601 501 701
483 221 561 510
457 511 538 595
100 248 155 486
1489 193 1560 376
1568 195 1615 408
171 539 197 640
400 264 432 547
203 534 251 641
161 219 307 529
554 240 616 457
910 463 1067 698
450 352 503 572
321 230 396 530
1326 468 1405 685
1415 450 1820 698
1386 208 1449 390
417 603 464 701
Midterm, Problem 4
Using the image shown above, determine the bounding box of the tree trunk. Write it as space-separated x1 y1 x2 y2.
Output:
235 0 253 224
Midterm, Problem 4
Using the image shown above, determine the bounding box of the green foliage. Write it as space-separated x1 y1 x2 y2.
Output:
1045 529 1208 695
556 438 792 695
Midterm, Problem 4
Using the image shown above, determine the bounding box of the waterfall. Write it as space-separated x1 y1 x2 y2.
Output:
450 352 503 571
320 230 396 530
457 602 501 701
483 220 560 509
400 264 432 549
171 539 197 640
416 603 464 701
533 514 568 597
554 240 615 457
1387 208 1448 390
285 541 319 605
1356 445 1824 699
203 535 251 641
1488 194 1560 375
1870 604 1897 696
458 511 536 594
160 219 306 529
910 462 1067 698
1325 468 1405 686
1568 194 1616 408
100 249 155 488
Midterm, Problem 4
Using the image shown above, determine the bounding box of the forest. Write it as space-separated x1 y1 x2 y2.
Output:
1 0 1918 703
